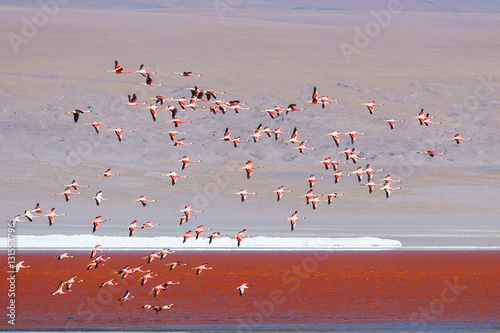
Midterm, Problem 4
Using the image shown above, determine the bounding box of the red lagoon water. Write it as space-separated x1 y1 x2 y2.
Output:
2 251 499 331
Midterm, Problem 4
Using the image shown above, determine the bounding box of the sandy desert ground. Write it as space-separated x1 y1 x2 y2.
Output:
1 1 499 247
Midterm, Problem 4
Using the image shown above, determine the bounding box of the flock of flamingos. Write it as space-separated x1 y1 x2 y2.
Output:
9 60 470 311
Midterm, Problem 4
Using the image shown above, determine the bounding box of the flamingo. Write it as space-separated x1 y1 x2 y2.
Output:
205 105 224 114
360 181 382 194
233 189 257 202
201 89 224 101
349 166 365 182
166 261 187 270
330 170 350 184
177 215 196 225
342 131 365 144
161 105 184 118
446 134 471 144
239 160 263 179
211 100 228 114
55 187 81 202
259 106 283 119
7 215 26 226
282 127 300 144
99 278 118 288
315 157 346 171
271 186 291 201
417 150 445 157
302 175 324 188
135 64 155 76
381 118 405 129
150 284 169 298
45 208 66 226
63 180 89 190
414 109 427 125
320 95 338 108
89 191 109 206
285 211 305 231
160 171 188 185
303 86 319 104
309 196 328 210
84 121 108 134
52 281 72 296
90 245 107 259
208 232 226 244
248 124 266 142
292 141 315 153
175 205 203 222
323 192 344 205
139 104 162 122
107 128 133 142
298 189 315 205
88 215 111 233
423 114 440 126
149 95 168 105
65 275 84 290
13 261 30 274
359 101 383 114
166 116 190 127
31 203 50 214
235 229 250 247
376 174 402 184
124 220 139 237
174 71 202 77
262 126 273 137
325 130 342 147
194 225 212 239
138 73 161 86
172 156 201 170
118 290 134 304
139 272 158 286
284 103 305 114
380 183 401 198
159 248 175 259
161 130 188 141
193 263 213 275
167 138 194 146
215 128 232 142
182 230 194 243
231 136 249 147
141 221 159 229
132 195 156 207
105 60 133 74
144 304 174 313
365 164 384 181
226 104 250 113
57 253 73 260
23 209 40 222
184 99 205 110
65 109 91 123
272 128 290 140
337 147 353 161
121 93 146 106
237 283 250 296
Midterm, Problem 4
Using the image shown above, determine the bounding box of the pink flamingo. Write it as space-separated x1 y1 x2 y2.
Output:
417 150 445 157
89 191 109 206
55 187 81 202
160 171 188 185
57 253 73 260
84 121 108 134
360 181 382 194
284 103 305 114
141 221 159 229
138 73 161 86
215 128 232 142
194 225 212 239
233 189 257 202
330 170 350 184
271 186 291 201
172 156 201 170
323 192 344 205
65 108 91 123
105 60 133 74
237 283 250 296
380 183 401 198
88 215 111 233
365 164 384 181
52 281 72 296
231 136 248 147
121 93 146 106
161 130 188 141
100 278 118 288
135 64 155 76
208 232 226 244
239 160 263 179
292 141 315 153
298 189 315 205
175 205 203 222
349 166 365 182
359 101 383 114
260 106 282 119
167 138 194 146
272 128 290 140
303 86 320 104
174 71 202 77
132 195 156 207
193 263 213 275
282 127 300 144
107 128 132 142
381 118 405 129
325 130 342 147
118 290 134 304
63 180 88 190
309 195 328 210
446 134 471 144
302 175 324 188
235 229 250 247
45 208 66 226
97 168 120 177
342 130 365 144
166 261 187 270
124 220 139 237
285 211 305 231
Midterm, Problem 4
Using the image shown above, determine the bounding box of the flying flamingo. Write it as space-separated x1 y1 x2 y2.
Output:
161 104 184 118
282 127 300 144
237 283 250 296
160 171 188 185
118 290 134 304
161 130 188 141
201 89 224 101
194 225 212 239
57 253 73 260
226 104 250 113
149 95 168 105
302 175 324 188
107 128 132 142
159 248 175 259
272 128 290 140
175 205 203 222
52 281 72 296
446 134 471 144
7 215 26 226
23 209 40 222
330 170 350 184
235 229 250 247
138 74 161 86
423 114 440 126
141 221 159 229
90 245 107 259
139 104 162 121
193 263 213 275
365 164 384 181
323 192 344 205
325 130 342 147
262 126 273 137
88 215 111 233
414 109 427 125
139 272 158 286
342 131 365 144
231 136 249 147
184 99 205 110
132 195 156 206
292 141 315 153
285 211 305 231
84 122 108 134
89 191 109 206
360 181 382 194
121 93 146 106
260 106 283 119
337 147 353 161
309 196 328 210
31 203 50 214
105 60 133 74
135 64 155 76
174 71 202 77
65 109 91 123
381 118 405 129
248 124 266 142
182 230 194 243
298 189 315 205
303 86 319 104
150 284 169 298
55 187 81 202
380 183 401 198
177 215 196 225
65 275 84 290
45 208 66 226
208 232 226 244
320 95 338 108
63 180 89 190
166 261 187 270
166 117 190 127
13 261 30 274
239 160 263 179
315 157 346 171
271 186 291 201
215 128 232 141
359 101 383 114
284 103 305 114
376 175 402 184
124 220 139 237
100 278 118 288
167 138 194 146
349 166 365 182
172 156 201 170
417 150 445 157
233 189 257 202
